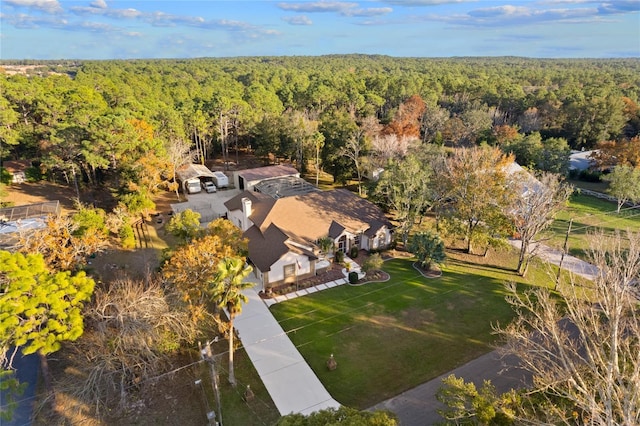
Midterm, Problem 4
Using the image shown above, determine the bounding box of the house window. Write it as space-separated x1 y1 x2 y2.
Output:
283 264 295 279
354 234 361 248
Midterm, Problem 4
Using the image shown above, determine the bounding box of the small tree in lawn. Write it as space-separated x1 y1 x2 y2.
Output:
407 231 445 272
602 165 640 213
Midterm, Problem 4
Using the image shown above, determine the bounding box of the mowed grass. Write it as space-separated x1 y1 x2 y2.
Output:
270 249 552 409
543 193 640 259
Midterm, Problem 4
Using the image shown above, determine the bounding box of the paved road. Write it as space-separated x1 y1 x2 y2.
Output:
370 241 599 425
2 349 39 426
371 352 531 425
508 240 599 281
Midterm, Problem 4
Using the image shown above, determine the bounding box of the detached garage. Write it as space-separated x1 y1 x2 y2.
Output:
234 165 300 192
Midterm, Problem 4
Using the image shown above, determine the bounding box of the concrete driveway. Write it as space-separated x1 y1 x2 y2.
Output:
171 189 241 223
234 281 341 416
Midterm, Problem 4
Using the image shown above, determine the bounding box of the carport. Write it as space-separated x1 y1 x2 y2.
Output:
176 164 216 192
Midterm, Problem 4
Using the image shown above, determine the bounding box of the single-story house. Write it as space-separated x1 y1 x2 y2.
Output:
225 188 393 291
234 165 300 192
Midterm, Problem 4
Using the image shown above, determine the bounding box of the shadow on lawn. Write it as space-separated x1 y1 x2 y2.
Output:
445 253 519 275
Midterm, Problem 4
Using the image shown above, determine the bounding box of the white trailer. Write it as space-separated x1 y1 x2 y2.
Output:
212 171 229 188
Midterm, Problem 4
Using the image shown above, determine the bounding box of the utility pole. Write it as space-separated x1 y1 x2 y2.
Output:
200 341 223 426
556 218 573 289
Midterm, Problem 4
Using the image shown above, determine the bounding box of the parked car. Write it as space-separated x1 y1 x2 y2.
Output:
202 181 217 193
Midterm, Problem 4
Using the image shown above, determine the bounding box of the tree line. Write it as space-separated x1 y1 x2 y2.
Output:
1 57 639 204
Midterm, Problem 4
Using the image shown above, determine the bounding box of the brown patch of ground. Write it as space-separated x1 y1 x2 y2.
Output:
3 181 79 214
401 307 436 328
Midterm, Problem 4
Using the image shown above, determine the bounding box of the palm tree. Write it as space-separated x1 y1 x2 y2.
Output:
211 257 253 386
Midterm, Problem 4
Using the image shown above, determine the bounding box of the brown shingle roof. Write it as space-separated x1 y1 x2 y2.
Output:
252 188 391 243
224 191 274 213
245 223 290 272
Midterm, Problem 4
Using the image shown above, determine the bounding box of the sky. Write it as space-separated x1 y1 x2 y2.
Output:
1 0 639 59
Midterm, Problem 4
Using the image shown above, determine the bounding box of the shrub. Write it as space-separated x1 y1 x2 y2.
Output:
335 250 344 263
72 206 108 237
362 253 384 273
119 224 136 249
349 246 359 259
25 166 43 182
407 231 446 271
348 271 358 284
579 169 602 182
0 168 12 185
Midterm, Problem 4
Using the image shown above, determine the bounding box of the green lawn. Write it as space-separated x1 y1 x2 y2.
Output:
543 193 640 259
270 250 552 409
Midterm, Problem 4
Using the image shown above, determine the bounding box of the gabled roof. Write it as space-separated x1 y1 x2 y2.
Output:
245 223 290 272
2 160 31 173
237 165 299 182
227 188 392 244
176 164 215 181
328 221 345 239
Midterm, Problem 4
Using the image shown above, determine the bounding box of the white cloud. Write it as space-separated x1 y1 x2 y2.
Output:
342 7 393 17
277 2 358 13
282 15 313 25
278 1 391 17
90 0 107 9
384 0 472 5
3 0 62 14
71 5 143 19
2 12 67 28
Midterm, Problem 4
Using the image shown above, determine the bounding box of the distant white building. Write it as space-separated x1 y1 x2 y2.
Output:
569 150 597 172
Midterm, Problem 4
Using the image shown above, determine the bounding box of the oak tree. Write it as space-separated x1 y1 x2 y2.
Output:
602 165 640 213
439 146 515 254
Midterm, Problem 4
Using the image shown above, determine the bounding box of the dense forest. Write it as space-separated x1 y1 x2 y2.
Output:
2 56 640 424
1 56 639 204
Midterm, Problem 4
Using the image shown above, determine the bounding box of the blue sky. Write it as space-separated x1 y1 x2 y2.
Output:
1 0 639 59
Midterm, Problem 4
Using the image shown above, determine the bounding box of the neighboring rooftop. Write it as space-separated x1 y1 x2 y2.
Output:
237 165 299 182
569 150 596 171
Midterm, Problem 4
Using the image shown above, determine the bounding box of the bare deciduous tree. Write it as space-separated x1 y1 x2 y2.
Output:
68 277 197 415
510 171 573 276
370 134 412 168
495 231 640 425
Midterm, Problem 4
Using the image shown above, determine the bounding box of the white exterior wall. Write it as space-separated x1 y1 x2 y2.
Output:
253 268 265 291
268 252 310 284
227 209 253 232
365 227 392 251
245 179 262 192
